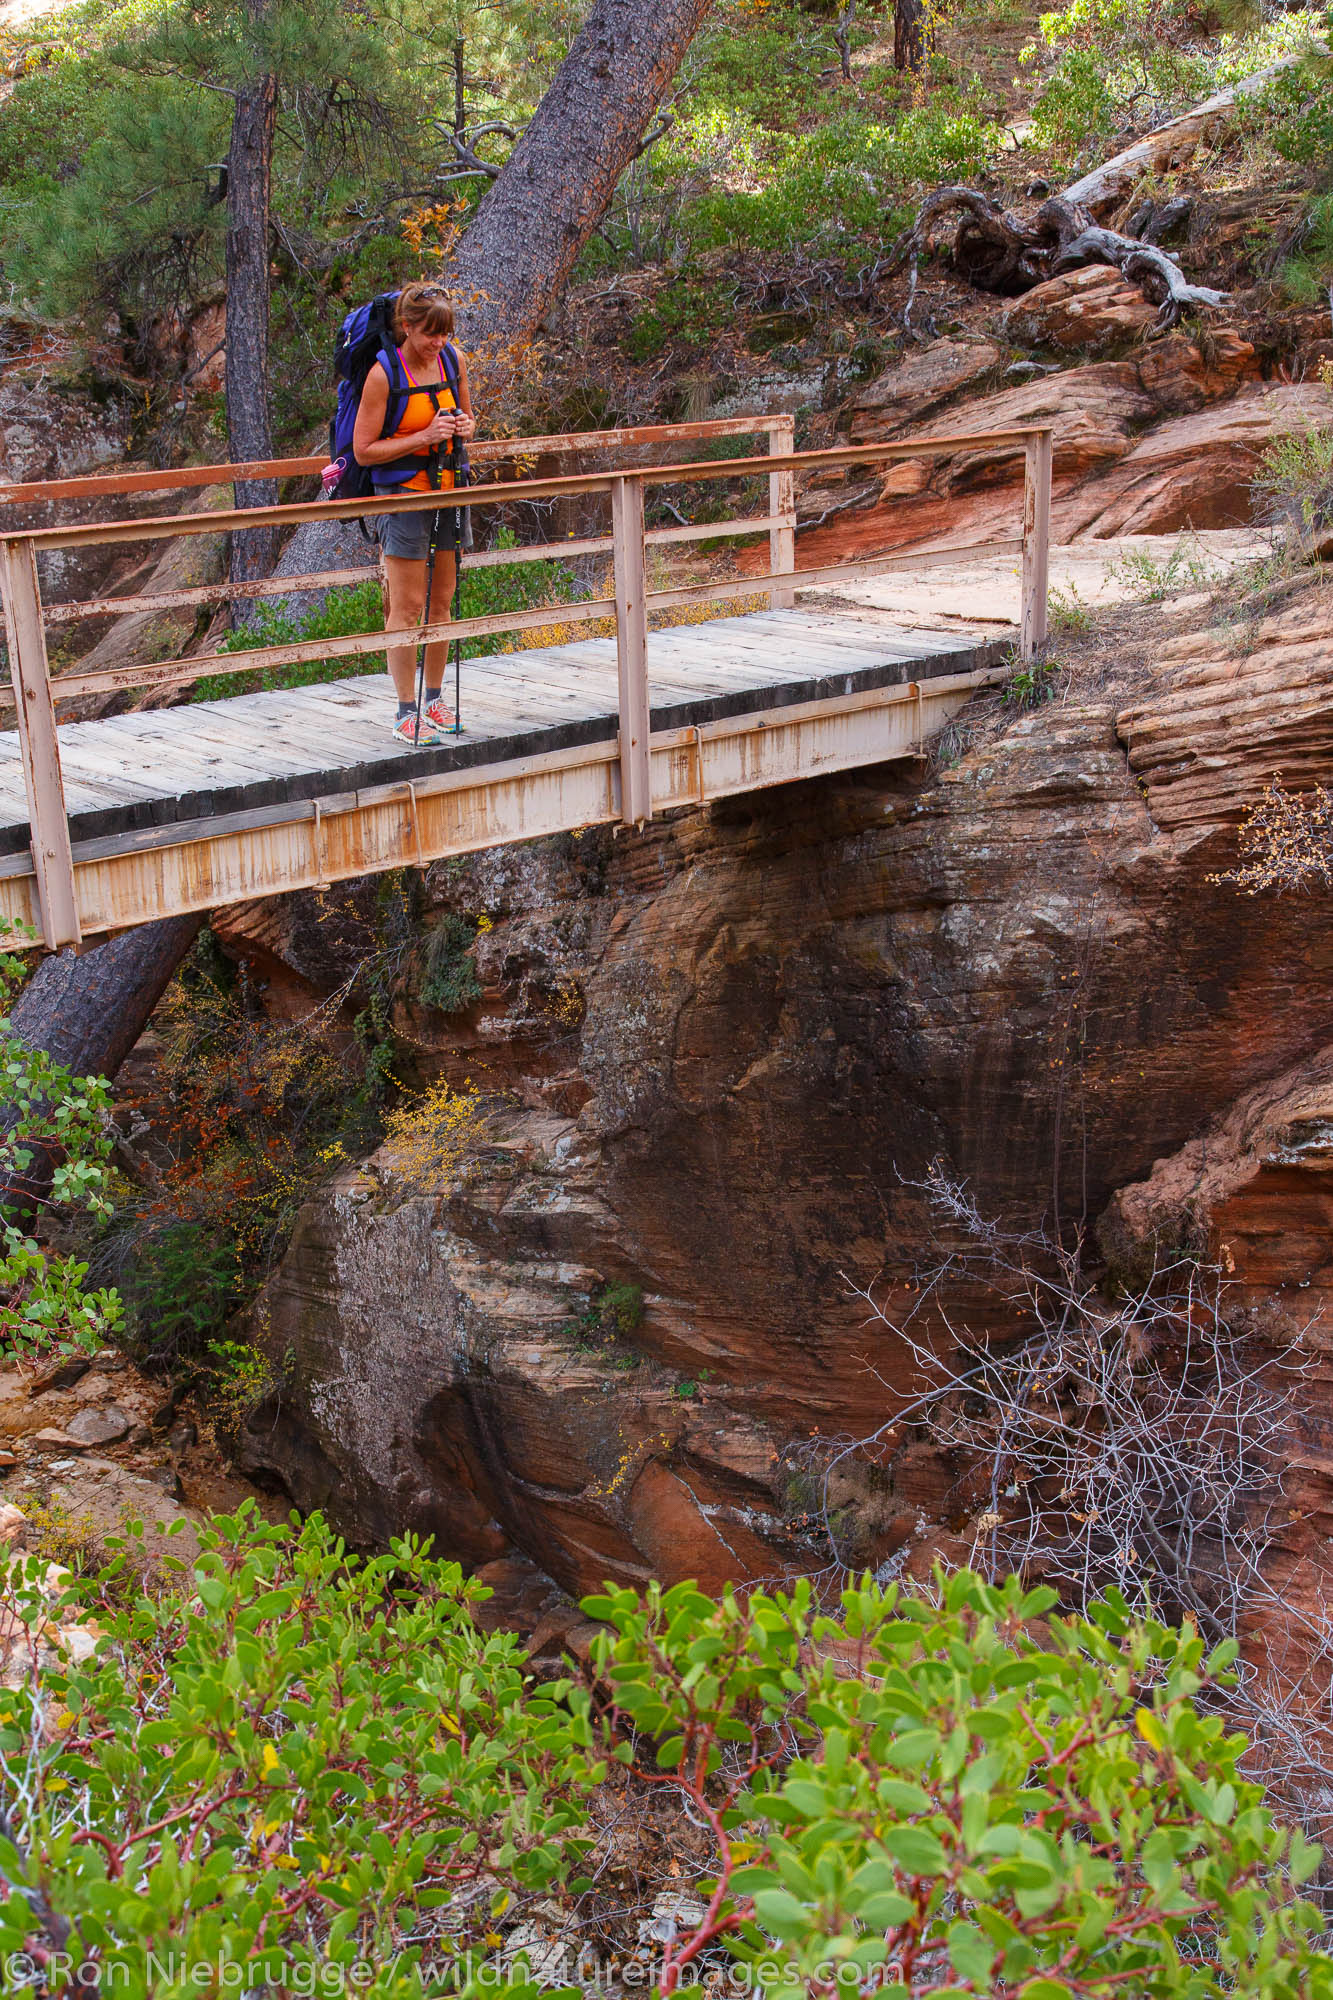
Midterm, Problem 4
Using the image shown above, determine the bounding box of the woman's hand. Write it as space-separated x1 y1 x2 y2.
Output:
422 408 458 445
453 409 476 440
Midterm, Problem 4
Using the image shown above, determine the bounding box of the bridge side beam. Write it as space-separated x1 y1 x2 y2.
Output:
0 537 80 950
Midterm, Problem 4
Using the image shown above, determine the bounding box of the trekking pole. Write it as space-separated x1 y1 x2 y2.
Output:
412 505 442 748
449 435 465 735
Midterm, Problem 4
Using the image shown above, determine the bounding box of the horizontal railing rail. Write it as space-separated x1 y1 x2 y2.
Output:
0 414 1052 950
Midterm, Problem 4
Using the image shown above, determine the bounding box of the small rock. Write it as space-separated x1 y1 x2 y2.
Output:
145 1466 184 1501
0 1503 26 1546
126 1425 151 1448
168 1420 197 1454
64 1407 132 1449
47 1458 80 1474
28 1355 91 1397
0 1451 16 1469
92 1349 128 1373
32 1428 74 1448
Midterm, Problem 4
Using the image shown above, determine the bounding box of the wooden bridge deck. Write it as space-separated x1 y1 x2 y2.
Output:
0 605 1006 939
0 607 1000 855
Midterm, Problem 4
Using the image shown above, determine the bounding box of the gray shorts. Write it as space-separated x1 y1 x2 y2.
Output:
373 507 460 561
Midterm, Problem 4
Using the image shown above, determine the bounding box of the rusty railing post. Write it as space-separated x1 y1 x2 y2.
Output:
1020 427 1052 662
0 535 79 949
768 416 796 611
610 474 652 827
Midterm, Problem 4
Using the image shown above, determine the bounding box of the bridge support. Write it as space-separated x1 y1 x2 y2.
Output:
768 417 796 611
611 474 652 826
0 536 80 951
1020 430 1052 662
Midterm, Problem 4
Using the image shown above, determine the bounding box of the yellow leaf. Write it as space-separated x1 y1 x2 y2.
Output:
46 1778 67 1793
485 1933 503 1948
440 1712 461 1735
1135 1709 1164 1751
261 1743 282 1775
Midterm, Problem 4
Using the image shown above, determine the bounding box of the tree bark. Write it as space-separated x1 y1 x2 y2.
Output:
894 0 930 71
225 64 279 589
447 0 715 353
12 916 205 1077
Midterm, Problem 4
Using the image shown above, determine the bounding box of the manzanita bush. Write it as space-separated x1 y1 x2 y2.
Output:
0 926 119 1360
0 1508 1327 1998
588 1573 1330 1997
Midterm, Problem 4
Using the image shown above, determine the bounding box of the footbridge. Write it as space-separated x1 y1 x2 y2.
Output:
0 416 1052 951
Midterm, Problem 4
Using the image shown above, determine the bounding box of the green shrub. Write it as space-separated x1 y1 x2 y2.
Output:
0 1517 1327 1995
589 1569 1331 1998
416 913 483 1015
0 924 120 1362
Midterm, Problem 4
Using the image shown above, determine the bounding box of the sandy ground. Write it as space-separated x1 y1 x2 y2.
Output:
807 530 1270 631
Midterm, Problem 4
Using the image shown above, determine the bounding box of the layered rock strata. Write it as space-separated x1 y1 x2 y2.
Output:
228 583 1333 1601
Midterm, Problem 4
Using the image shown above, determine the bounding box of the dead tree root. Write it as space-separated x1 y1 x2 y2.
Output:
891 184 1228 327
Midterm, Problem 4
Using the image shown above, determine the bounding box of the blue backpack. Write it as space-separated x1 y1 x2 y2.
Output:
326 290 463 502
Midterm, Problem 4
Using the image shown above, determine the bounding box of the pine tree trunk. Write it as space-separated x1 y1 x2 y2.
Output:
225 65 279 587
894 0 930 70
12 917 204 1078
449 0 715 351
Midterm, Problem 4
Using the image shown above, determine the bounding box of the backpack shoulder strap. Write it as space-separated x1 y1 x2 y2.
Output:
441 340 462 402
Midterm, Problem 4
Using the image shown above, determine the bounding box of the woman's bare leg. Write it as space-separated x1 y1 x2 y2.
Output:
383 555 426 703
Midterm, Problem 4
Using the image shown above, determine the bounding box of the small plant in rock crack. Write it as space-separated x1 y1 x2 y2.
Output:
566 1281 645 1362
1001 655 1065 710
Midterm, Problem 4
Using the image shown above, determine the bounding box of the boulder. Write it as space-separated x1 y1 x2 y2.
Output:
999 266 1158 350
849 337 1002 439
65 1405 132 1448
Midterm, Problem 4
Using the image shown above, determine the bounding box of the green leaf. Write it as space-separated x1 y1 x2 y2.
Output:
752 1889 812 1940
882 1825 947 1876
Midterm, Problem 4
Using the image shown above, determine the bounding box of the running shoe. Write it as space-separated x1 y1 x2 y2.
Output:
390 708 445 747
423 694 460 733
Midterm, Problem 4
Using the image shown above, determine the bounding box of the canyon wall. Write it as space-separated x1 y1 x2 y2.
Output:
224 580 1333 1605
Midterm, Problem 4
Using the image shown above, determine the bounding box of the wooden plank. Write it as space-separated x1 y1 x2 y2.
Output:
0 537 80 945
21 443 1049 554
612 476 650 827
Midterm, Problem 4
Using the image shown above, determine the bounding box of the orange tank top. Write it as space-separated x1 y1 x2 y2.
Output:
388 347 458 493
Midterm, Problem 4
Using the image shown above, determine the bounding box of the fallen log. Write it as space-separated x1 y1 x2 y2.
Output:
1063 45 1323 216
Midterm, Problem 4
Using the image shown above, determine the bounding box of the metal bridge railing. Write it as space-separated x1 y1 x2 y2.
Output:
0 416 1052 949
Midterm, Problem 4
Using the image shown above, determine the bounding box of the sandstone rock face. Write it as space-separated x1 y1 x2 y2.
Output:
233 584 1333 1600
826 334 1281 560
849 336 1001 427
0 370 136 605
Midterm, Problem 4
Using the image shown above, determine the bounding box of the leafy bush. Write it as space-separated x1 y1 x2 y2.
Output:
590 1570 1330 1998
0 1506 598 1997
4 1518 1324 1996
0 926 121 1362
1025 0 1322 156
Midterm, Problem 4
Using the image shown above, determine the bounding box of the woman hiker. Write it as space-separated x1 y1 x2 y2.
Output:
352 282 475 746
